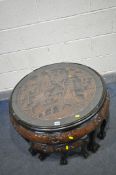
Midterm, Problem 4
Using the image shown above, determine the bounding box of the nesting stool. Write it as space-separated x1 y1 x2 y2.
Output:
9 63 110 165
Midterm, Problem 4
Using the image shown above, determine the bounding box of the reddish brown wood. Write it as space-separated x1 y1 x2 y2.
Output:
10 93 109 153
9 63 110 159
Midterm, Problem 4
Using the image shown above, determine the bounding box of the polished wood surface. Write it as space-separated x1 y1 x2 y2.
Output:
9 63 110 164
10 93 109 152
10 63 104 129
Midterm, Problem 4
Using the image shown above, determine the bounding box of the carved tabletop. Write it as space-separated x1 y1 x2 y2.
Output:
11 63 104 130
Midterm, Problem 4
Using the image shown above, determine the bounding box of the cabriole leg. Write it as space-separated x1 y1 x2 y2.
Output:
87 130 100 153
60 152 68 165
97 120 107 140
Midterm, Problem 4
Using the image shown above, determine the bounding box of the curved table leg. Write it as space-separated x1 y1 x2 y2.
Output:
97 119 107 140
81 142 89 158
38 152 49 161
87 130 100 153
60 152 68 165
28 144 38 156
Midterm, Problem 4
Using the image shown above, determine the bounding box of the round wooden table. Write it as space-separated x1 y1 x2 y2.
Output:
9 63 110 165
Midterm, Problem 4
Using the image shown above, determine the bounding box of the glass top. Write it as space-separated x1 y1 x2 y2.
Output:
10 63 105 130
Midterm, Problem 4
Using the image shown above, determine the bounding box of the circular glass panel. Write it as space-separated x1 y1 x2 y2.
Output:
10 63 105 129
